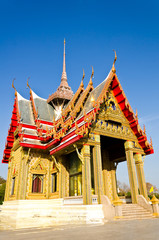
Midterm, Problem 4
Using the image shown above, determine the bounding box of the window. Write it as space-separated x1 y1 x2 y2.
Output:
32 174 43 193
51 173 57 193
11 177 15 195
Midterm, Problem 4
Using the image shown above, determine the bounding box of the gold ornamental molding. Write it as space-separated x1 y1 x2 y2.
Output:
73 144 84 165
51 155 61 172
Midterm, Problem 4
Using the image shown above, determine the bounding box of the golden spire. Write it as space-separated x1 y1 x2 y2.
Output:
12 78 17 96
89 66 94 86
61 38 67 81
112 50 117 73
80 69 85 88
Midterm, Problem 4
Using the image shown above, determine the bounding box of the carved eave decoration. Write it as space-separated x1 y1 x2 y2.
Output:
50 155 61 172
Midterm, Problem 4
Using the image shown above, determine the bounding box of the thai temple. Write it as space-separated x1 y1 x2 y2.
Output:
1 40 157 229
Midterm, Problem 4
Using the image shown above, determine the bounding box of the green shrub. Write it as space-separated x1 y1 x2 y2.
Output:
0 183 6 204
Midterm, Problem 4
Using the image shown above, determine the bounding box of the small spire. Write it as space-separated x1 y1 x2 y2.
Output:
80 69 85 88
89 66 94 86
112 50 117 73
12 78 17 96
61 38 67 81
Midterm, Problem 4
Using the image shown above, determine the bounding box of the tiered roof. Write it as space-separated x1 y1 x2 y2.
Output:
2 50 154 163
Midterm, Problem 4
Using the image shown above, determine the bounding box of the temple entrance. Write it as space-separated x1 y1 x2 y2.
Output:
100 135 126 201
68 151 82 196
101 136 126 164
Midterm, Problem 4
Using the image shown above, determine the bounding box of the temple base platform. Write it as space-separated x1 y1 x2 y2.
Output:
0 199 109 229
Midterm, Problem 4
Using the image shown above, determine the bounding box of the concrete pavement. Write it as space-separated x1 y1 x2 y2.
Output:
0 218 159 240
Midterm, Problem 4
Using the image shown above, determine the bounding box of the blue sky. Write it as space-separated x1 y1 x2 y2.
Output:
0 0 159 188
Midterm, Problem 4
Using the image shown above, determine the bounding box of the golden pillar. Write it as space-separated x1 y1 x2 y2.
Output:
4 160 12 201
111 162 117 200
23 158 30 199
59 157 66 198
82 144 92 205
15 147 23 200
124 141 138 204
93 135 103 204
134 153 148 200
102 149 113 202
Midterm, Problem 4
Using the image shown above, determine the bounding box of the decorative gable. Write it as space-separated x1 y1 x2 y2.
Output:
30 158 47 174
92 90 142 147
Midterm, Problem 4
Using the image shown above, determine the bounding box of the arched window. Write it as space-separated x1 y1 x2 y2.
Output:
32 175 43 193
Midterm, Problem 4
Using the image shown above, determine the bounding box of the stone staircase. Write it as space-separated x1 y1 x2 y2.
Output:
121 204 154 220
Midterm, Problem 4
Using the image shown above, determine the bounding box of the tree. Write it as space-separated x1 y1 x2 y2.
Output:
0 182 6 204
0 176 6 184
117 181 130 196
146 182 158 199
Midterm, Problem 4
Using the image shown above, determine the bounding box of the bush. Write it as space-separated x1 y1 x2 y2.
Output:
0 183 6 204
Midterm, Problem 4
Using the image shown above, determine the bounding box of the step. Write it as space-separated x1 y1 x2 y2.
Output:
118 203 154 220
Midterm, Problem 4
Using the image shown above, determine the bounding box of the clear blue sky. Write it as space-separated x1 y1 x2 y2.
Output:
0 0 159 188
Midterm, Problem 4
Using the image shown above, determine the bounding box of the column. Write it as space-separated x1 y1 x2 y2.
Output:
111 162 117 200
82 144 92 205
124 141 138 204
93 135 103 204
58 157 66 198
134 153 148 200
4 160 12 201
102 149 113 202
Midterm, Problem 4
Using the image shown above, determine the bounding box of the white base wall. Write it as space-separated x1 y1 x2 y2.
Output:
0 199 106 229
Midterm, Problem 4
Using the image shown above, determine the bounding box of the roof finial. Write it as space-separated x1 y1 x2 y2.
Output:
112 50 117 73
26 77 31 89
12 78 17 96
80 69 85 88
150 137 153 148
89 66 94 86
61 38 67 81
135 109 138 120
143 124 146 135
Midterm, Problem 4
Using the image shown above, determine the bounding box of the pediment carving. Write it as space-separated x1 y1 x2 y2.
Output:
98 91 128 124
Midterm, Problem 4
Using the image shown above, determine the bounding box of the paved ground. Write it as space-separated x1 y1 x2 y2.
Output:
0 218 159 240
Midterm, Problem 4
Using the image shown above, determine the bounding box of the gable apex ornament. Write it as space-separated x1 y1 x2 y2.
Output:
112 50 117 73
12 78 17 96
89 66 94 86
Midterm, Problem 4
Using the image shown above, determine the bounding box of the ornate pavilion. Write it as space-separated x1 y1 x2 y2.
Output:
1 41 155 228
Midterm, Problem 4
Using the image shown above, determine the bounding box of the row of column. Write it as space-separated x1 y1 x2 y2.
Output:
125 141 148 203
81 138 148 205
